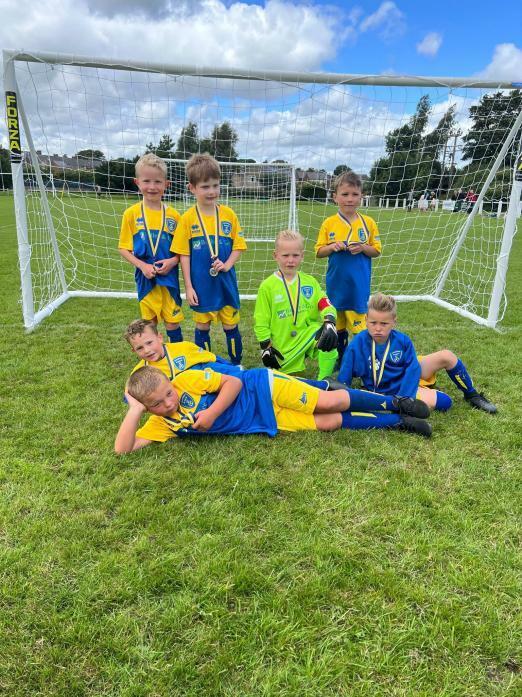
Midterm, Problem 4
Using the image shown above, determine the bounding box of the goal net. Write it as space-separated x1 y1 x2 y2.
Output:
3 49 522 330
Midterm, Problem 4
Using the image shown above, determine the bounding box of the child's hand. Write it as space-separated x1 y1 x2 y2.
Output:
330 241 346 252
347 242 363 254
154 257 178 275
124 391 146 414
192 408 216 431
212 258 227 273
186 287 199 305
141 262 157 279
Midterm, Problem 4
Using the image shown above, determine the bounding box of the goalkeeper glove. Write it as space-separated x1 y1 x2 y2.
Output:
316 314 338 351
260 339 284 369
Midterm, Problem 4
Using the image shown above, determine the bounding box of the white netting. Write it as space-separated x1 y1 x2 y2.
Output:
3 52 521 328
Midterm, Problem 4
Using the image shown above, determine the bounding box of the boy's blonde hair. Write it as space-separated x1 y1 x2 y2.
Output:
127 366 168 403
135 152 168 178
186 153 221 185
123 319 159 344
333 170 362 193
275 229 304 250
367 292 397 317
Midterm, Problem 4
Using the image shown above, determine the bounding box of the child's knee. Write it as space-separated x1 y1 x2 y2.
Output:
440 349 457 368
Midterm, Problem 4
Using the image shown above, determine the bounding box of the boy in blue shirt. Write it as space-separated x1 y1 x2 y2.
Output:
338 293 497 414
315 171 381 365
118 153 183 343
114 365 433 453
172 154 246 364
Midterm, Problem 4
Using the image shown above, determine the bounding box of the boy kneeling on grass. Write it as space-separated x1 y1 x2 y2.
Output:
115 365 433 454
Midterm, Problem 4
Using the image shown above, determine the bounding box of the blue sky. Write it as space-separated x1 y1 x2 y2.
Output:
0 0 521 169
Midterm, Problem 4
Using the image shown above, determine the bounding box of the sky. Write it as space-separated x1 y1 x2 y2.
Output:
1 0 521 171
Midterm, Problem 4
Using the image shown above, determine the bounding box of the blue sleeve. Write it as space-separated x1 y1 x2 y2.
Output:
397 338 421 398
338 344 355 386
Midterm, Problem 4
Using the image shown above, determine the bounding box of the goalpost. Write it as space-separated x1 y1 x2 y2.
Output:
3 49 522 330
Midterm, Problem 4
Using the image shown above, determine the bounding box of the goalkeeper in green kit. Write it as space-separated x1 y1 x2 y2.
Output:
254 230 338 379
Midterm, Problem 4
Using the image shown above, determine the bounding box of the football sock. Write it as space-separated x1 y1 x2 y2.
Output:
224 327 243 365
434 391 453 412
337 330 349 365
317 349 338 379
346 388 395 412
194 328 211 352
166 327 183 343
447 359 475 396
341 411 400 430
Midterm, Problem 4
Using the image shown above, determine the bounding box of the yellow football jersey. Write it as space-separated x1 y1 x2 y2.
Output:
131 341 217 381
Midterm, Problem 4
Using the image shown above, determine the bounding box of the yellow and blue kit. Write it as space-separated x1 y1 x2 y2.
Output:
135 367 323 442
338 329 421 398
315 212 381 314
171 204 247 313
119 202 181 305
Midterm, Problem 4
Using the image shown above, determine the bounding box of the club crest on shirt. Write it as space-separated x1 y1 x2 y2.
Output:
301 286 313 300
167 218 177 232
221 221 232 235
358 228 367 242
180 392 195 409
390 351 402 363
173 356 186 371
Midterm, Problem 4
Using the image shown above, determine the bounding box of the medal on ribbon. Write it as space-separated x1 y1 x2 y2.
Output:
371 339 391 391
196 204 220 276
280 272 301 337
141 202 166 258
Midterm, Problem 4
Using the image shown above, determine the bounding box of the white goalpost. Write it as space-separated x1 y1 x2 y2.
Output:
3 49 522 330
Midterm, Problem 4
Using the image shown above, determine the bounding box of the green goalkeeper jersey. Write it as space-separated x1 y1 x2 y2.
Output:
254 271 336 373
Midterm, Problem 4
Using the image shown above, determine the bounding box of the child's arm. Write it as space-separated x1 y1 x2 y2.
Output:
180 255 198 305
154 254 180 275
114 392 153 454
316 242 346 257
192 374 242 431
347 242 380 257
118 248 157 280
338 343 356 386
211 249 242 274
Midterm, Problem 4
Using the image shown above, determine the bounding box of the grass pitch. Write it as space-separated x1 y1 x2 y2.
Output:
0 192 520 696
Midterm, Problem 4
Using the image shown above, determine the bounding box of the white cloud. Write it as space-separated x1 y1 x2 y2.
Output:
416 32 442 57
478 43 522 82
359 1 405 39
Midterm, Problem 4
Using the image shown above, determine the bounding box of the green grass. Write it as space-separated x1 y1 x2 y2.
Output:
0 193 521 696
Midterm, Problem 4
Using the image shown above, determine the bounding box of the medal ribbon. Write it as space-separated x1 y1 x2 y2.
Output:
141 203 166 257
196 204 220 260
280 272 301 326
371 339 391 391
337 211 369 245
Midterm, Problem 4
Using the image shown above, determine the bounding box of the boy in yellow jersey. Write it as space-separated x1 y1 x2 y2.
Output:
254 230 338 379
171 154 246 364
114 365 433 453
118 153 184 343
124 318 243 380
315 171 381 365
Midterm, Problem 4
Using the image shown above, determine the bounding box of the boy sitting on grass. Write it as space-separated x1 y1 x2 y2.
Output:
114 365 433 454
254 230 338 380
338 293 497 414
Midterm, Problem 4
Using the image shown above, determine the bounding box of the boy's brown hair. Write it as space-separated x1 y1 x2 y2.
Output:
123 319 159 344
135 152 168 178
333 170 362 193
126 366 168 403
367 292 397 317
186 153 221 185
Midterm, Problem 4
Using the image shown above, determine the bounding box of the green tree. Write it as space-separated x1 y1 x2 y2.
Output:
200 121 239 162
145 134 176 159
333 164 351 176
0 148 12 189
94 157 138 193
461 89 522 166
74 149 105 161
175 122 200 159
